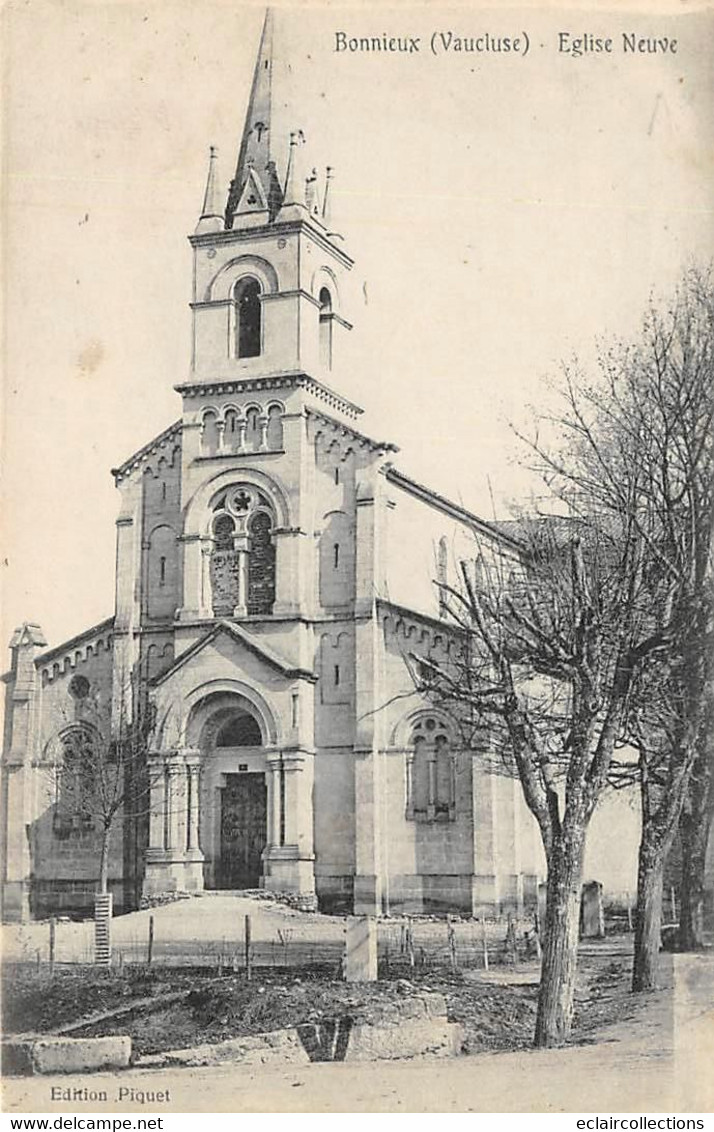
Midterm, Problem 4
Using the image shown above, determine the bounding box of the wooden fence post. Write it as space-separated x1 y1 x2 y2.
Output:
480 917 489 971
147 914 154 966
245 914 252 981
447 919 457 972
49 917 56 978
505 913 518 965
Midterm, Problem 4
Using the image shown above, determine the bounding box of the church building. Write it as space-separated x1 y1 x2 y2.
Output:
1 12 544 922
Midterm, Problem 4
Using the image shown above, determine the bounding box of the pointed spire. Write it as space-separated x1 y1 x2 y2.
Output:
195 146 224 234
225 9 283 228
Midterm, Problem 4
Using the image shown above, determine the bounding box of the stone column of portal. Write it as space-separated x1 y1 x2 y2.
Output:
262 750 316 901
143 751 205 897
146 754 166 853
143 753 168 896
269 759 282 849
183 750 205 891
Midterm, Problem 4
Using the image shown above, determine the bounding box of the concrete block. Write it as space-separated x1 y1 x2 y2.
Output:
3 1037 131 1076
345 915 377 981
581 880 605 938
152 1029 311 1069
345 1019 463 1061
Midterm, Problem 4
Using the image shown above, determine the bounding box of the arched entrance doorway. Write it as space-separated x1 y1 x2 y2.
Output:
192 694 269 890
214 712 266 889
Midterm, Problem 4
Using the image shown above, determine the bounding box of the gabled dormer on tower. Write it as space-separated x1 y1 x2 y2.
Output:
189 10 353 384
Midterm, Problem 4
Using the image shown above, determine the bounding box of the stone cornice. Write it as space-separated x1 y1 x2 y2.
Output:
111 420 183 484
174 371 364 421
305 408 399 456
188 218 354 271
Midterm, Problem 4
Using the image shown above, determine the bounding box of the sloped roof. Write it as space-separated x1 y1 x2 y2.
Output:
150 619 316 687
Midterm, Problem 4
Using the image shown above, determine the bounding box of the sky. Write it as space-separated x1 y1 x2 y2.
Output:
2 0 713 652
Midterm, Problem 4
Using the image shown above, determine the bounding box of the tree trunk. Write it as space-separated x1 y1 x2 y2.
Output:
98 829 110 896
678 741 713 952
632 840 664 992
678 807 709 950
534 833 585 1048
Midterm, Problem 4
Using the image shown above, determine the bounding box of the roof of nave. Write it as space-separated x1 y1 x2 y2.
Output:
111 420 183 484
149 619 317 688
31 617 115 678
384 466 524 554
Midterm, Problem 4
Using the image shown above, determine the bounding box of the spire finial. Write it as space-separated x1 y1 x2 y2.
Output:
323 166 344 241
195 146 224 234
277 130 309 220
225 10 283 228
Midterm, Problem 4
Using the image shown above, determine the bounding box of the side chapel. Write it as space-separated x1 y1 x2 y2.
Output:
1 12 544 922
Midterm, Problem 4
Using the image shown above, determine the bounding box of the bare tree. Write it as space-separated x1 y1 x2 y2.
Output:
524 267 713 991
416 266 712 1042
677 728 714 950
417 511 662 1048
48 678 159 896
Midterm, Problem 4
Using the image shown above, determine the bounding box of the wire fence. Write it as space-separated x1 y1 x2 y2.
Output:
13 911 545 975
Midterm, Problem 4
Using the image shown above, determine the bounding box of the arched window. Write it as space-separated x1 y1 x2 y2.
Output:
319 287 333 369
234 277 262 359
209 487 277 618
210 514 238 616
53 727 97 838
247 511 276 615
216 712 262 747
406 717 455 822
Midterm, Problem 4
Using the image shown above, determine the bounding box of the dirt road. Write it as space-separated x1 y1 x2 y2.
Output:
3 954 712 1114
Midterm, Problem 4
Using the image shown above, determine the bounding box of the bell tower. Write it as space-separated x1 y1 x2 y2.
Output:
189 9 353 385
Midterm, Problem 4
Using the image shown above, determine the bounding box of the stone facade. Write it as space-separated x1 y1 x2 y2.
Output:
1 12 546 922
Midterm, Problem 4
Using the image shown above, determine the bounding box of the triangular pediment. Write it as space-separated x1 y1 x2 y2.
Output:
150 620 315 688
235 166 269 215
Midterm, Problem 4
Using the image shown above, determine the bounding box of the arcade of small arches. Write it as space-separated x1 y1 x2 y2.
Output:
199 401 284 457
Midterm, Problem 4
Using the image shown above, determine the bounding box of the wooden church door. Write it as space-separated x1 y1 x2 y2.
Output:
219 773 267 889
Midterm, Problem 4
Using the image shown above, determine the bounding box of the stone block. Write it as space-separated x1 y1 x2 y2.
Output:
345 1019 463 1061
344 915 377 982
154 1029 311 1069
580 880 605 938
4 1037 131 1076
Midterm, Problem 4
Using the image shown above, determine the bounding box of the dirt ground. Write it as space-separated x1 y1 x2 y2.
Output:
2 944 648 1058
